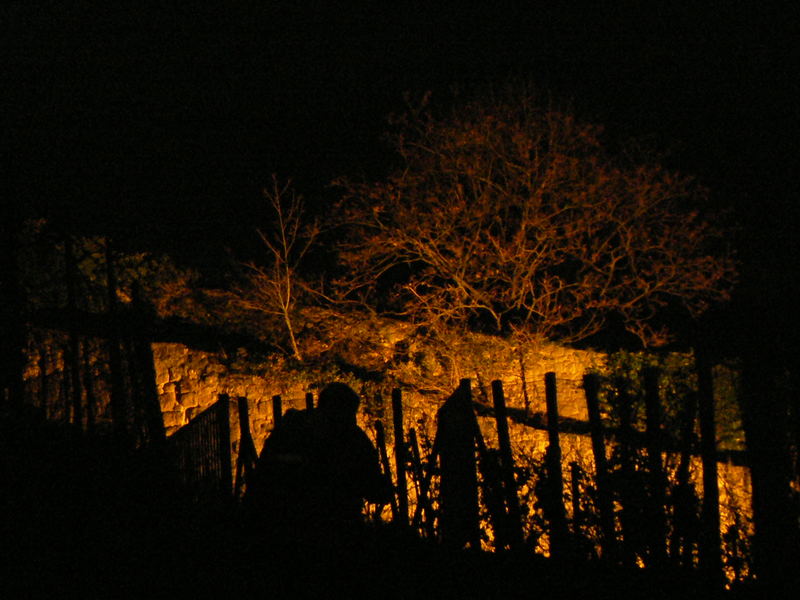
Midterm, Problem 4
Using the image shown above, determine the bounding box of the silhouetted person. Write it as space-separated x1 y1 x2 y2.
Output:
245 383 390 550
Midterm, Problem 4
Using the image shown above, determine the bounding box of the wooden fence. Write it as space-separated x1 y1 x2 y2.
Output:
170 395 232 504
356 370 747 585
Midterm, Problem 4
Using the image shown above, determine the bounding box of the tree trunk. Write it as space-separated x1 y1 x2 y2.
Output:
105 240 128 444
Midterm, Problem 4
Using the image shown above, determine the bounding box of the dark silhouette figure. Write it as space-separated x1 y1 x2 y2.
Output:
245 383 390 550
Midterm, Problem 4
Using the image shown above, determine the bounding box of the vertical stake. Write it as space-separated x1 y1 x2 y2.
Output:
544 372 569 558
583 373 618 562
392 388 408 528
235 396 258 499
697 348 723 582
491 379 524 549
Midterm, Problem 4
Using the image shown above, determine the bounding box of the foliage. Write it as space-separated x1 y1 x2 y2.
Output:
597 350 744 451
16 220 206 320
599 351 697 431
590 350 750 575
335 86 736 348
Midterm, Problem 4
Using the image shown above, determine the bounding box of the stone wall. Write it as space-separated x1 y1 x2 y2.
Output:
151 339 606 449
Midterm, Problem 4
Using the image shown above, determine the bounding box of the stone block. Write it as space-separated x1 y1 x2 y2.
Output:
159 396 179 414
155 367 171 387
162 410 185 429
180 392 200 409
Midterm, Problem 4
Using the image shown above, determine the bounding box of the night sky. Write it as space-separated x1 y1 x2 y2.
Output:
5 3 798 344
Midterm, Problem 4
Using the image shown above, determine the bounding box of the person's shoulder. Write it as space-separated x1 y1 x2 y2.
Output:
283 408 310 427
345 424 379 452
261 408 312 454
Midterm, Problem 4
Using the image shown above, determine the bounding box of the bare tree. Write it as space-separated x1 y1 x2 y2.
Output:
335 88 736 347
234 176 319 360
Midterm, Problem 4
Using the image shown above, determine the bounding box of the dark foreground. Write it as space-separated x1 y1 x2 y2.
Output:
0 412 786 599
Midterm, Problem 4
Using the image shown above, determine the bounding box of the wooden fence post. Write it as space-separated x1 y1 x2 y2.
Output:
392 388 409 528
583 373 618 562
436 378 481 550
235 396 259 499
305 391 314 411
491 379 524 550
544 372 570 558
643 367 668 566
696 348 723 582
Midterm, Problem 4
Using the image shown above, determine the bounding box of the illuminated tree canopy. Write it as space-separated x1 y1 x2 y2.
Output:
336 89 737 347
